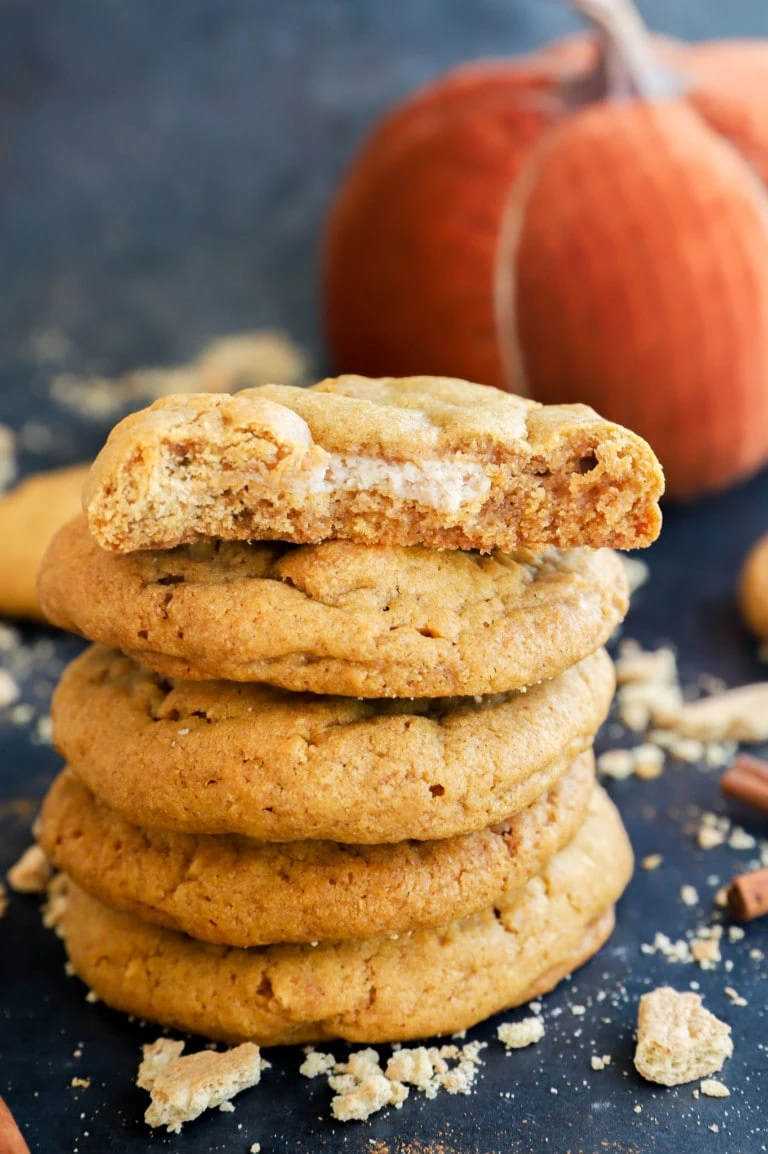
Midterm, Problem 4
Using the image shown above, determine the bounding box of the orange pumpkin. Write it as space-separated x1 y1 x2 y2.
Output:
323 0 768 499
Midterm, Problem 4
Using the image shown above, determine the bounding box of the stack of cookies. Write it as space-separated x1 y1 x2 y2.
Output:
37 376 663 1046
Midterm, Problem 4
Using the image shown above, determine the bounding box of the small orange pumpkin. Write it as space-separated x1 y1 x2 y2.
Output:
323 0 768 499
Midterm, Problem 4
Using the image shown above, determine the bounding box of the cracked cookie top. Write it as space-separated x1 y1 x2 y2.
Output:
40 515 627 696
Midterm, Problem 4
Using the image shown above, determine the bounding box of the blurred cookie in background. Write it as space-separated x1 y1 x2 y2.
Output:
740 530 768 649
0 463 90 621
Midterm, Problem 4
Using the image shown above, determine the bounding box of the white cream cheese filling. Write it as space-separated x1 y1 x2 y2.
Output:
293 453 492 514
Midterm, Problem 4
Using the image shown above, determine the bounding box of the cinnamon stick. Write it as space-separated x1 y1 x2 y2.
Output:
727 867 768 922
721 753 768 815
0 1098 30 1154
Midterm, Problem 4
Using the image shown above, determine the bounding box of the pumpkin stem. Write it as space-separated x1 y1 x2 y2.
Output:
565 0 683 100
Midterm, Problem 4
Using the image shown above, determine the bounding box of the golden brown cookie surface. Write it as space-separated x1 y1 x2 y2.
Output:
40 516 627 696
40 754 594 945
83 375 663 554
59 786 632 1045
53 644 613 842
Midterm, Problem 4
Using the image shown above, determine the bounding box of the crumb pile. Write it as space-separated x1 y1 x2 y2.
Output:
35 374 660 1051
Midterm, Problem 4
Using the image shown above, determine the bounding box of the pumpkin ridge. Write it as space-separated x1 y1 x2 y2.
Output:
681 101 768 488
492 131 551 398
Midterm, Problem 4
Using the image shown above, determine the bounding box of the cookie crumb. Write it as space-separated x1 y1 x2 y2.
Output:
250 1145 261 1153
634 987 732 1086
50 331 308 420
615 643 680 733
70 1077 90 1089
691 937 721 968
698 815 728 850
641 932 692 964
680 885 699 907
615 643 677 688
723 987 747 1007
326 1041 486 1122
641 854 663 871
7 845 51 893
35 715 53 744
330 1050 408 1123
41 873 68 934
700 1078 729 1098
597 749 635 780
0 424 16 492
676 683 768 742
634 744 665 779
299 1050 335 1078
613 642 758 762
0 669 20 709
497 1018 545 1050
728 827 756 851
621 556 650 595
590 1055 611 1070
138 1039 265 1133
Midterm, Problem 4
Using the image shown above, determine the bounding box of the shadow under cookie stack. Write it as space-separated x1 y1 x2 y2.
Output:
37 375 663 1046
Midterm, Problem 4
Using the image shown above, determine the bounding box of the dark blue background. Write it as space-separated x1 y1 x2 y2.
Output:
1 3 767 1152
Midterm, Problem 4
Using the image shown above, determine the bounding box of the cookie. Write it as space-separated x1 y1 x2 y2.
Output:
59 786 633 1045
83 375 663 555
53 644 614 842
634 988 733 1087
40 517 627 696
40 753 594 945
0 464 89 620
739 530 768 642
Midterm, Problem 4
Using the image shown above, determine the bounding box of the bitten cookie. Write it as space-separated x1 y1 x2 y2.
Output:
40 517 627 696
39 754 595 945
53 645 614 842
59 787 633 1045
0 464 89 620
83 375 663 554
